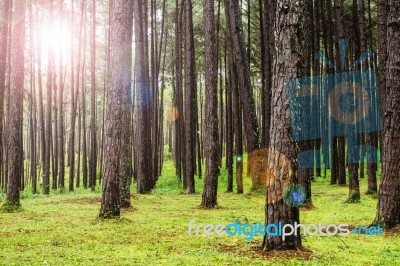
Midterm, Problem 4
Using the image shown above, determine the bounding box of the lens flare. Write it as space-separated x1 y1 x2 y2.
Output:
283 184 306 207
164 106 179 122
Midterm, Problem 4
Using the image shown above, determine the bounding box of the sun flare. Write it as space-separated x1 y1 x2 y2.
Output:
39 17 71 65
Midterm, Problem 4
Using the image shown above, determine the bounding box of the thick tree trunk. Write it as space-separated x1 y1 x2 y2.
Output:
263 0 302 251
201 0 220 208
4 0 25 209
99 0 134 218
374 0 400 229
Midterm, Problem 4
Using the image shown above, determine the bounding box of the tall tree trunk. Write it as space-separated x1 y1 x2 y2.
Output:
374 0 400 229
260 0 274 148
28 0 37 194
173 0 183 182
225 44 234 193
0 0 10 192
89 0 97 191
263 0 302 251
345 0 361 202
298 0 314 205
99 0 134 218
119 0 134 208
134 0 153 194
81 4 88 189
183 0 196 194
201 0 220 208
44 0 54 195
4 0 25 209
230 55 243 194
332 0 347 186
58 0 65 190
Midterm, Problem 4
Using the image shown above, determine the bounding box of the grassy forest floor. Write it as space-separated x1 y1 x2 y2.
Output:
1 156 400 265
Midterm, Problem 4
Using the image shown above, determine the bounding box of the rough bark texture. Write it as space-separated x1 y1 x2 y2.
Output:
263 0 302 251
225 46 234 193
201 0 220 208
5 0 25 208
298 0 314 205
374 0 400 229
332 0 347 186
99 0 133 218
134 0 153 194
118 0 133 208
183 0 196 194
261 0 275 148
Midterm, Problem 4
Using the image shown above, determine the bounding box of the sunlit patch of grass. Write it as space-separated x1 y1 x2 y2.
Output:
0 158 399 265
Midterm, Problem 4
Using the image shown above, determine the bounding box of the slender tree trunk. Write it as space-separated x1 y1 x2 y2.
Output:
28 0 37 194
0 0 10 192
43 0 54 195
225 44 234 193
119 0 134 208
183 0 196 194
81 4 88 189
298 0 314 205
58 0 65 190
229 51 243 194
89 0 97 191
52 57 58 190
345 0 361 202
134 0 153 194
333 0 347 186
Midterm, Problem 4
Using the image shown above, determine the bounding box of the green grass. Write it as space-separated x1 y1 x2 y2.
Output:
0 157 399 266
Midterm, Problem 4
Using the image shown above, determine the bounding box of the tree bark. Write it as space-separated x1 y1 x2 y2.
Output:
0 0 10 192
201 0 220 208
134 0 153 194
99 0 133 218
263 0 302 251
183 0 196 194
4 0 25 209
374 0 400 229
